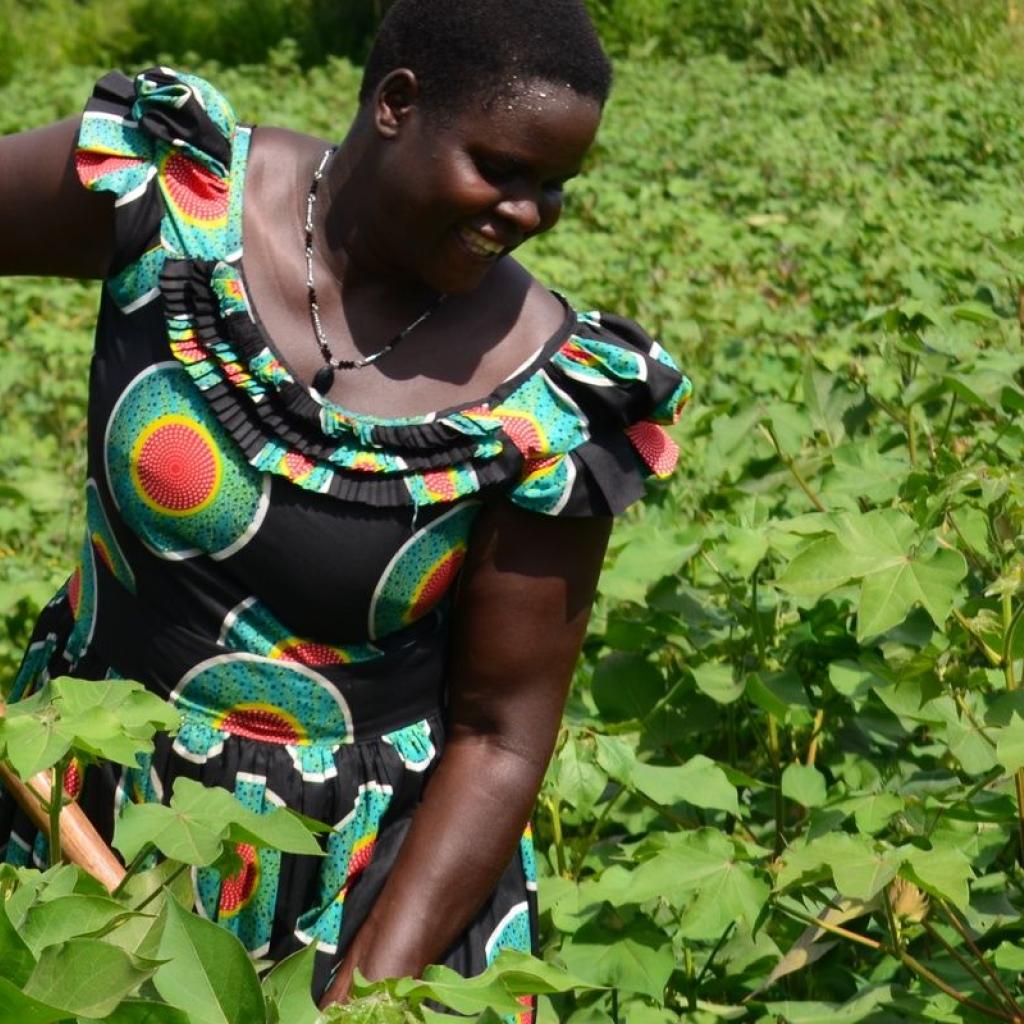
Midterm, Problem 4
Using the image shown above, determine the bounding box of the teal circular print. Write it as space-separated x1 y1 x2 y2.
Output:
104 362 268 560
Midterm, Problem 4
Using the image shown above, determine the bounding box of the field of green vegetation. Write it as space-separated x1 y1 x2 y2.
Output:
5 15 1024 1023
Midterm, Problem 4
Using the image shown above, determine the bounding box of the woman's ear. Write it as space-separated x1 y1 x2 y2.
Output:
374 69 421 138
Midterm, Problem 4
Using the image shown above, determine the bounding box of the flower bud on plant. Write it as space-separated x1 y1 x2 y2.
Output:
889 878 929 924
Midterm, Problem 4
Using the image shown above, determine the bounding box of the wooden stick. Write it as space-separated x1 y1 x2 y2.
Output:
0 706 125 892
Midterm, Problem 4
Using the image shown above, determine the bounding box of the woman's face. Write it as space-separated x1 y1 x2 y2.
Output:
370 77 603 294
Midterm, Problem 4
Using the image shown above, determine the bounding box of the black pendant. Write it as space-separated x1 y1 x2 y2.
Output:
313 364 335 395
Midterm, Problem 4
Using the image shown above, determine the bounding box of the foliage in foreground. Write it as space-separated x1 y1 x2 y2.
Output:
5 47 1024 1023
0 678 579 1023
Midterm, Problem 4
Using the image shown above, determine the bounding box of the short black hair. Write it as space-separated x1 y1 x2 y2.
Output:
359 0 613 114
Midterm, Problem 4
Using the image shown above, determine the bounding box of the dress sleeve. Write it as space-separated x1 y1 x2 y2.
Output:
75 68 238 278
504 311 692 517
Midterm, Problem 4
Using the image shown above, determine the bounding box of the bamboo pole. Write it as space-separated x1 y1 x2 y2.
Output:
0 705 125 892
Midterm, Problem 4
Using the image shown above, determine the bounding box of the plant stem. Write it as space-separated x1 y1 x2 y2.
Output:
546 798 568 879
112 843 156 899
921 919 1017 1015
683 944 696 1011
778 904 882 950
759 422 828 513
806 709 825 766
693 923 735 995
897 948 1016 1022
48 754 70 869
935 899 1024 1016
132 862 190 914
767 713 784 856
1001 598 1024 867
952 608 1003 668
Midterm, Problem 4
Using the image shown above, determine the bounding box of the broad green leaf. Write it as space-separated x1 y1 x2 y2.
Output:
22 939 159 1018
388 963 525 1015
781 763 827 808
551 734 607 814
591 653 664 722
776 510 966 639
0 890 36 986
778 835 902 901
80 1001 193 1024
856 546 967 640
152 898 265 1024
901 846 972 910
0 976 69 1024
840 793 904 835
115 777 322 866
560 914 673 1000
995 712 1024 773
693 663 745 705
21 893 136 956
263 944 319 1024
630 755 739 816
761 984 896 1023
115 802 224 866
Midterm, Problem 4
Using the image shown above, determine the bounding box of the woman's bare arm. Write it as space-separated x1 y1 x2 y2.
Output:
320 499 612 1005
0 117 115 278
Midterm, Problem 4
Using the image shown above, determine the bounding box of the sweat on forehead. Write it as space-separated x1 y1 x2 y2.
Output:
358 0 613 115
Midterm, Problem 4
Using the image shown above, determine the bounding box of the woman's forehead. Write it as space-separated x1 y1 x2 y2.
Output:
448 79 602 151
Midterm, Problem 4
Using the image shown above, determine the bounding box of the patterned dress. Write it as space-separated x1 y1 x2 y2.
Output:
0 69 691 1006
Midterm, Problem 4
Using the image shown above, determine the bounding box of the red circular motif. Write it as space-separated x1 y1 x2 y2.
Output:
219 843 259 914
422 470 458 502
220 707 301 745
349 839 376 881
496 413 544 457
625 421 679 477
276 641 346 667
409 547 465 622
136 420 218 512
162 152 228 222
68 566 82 619
282 452 316 481
75 152 145 187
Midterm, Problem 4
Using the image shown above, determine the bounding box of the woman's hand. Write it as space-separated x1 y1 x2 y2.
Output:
0 117 114 278
317 498 611 1008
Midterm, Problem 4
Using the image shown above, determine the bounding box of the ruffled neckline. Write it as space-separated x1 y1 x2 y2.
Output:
80 66 692 512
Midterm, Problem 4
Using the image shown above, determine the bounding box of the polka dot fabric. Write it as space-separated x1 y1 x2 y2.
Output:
1 67 691 1013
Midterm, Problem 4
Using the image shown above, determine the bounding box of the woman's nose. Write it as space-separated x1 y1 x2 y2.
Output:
495 182 563 236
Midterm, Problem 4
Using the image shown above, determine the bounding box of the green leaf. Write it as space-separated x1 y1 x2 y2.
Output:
775 510 966 640
263 944 319 1024
0 890 37 986
0 677 179 778
841 793 904 835
22 939 159 1018
630 755 740 816
551 734 607 814
902 846 973 911
560 913 673 1000
115 777 322 866
781 763 827 808
21 894 136 956
152 898 265 1024
995 711 1024 773
80 1001 194 1024
778 835 903 901
0 976 69 1024
693 664 745 705
591 653 664 722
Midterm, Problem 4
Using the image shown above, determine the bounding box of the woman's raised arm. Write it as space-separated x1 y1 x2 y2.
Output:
0 117 115 279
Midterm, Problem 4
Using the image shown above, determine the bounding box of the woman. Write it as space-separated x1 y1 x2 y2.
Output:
0 0 689 1009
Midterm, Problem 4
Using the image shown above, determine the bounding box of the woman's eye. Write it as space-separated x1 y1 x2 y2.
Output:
476 158 517 183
